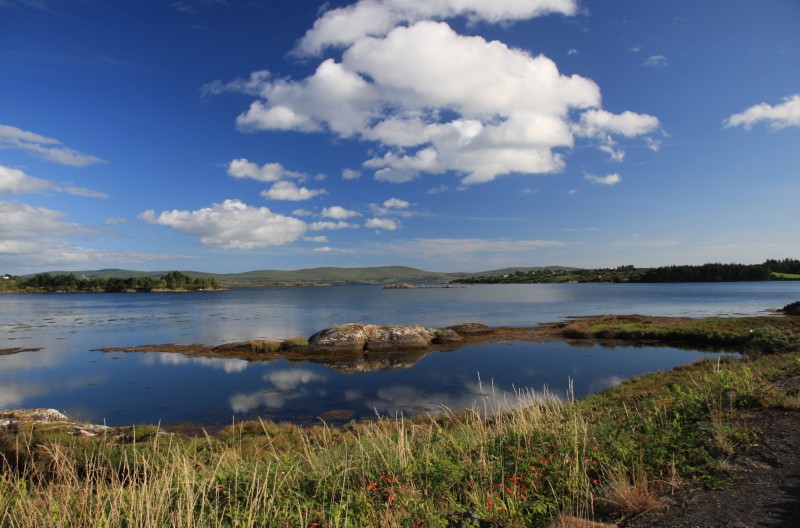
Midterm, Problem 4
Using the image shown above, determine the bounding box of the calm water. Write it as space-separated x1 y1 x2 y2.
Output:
2 282 798 425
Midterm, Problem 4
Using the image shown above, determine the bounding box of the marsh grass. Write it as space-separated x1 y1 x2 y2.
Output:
2 319 799 527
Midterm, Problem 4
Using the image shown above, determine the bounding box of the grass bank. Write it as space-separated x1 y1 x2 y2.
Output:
1 316 799 527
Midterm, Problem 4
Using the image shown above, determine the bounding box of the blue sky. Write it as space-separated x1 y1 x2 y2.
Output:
1 0 798 274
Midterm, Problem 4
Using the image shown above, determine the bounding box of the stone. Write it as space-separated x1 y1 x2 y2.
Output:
447 322 493 335
432 328 463 344
783 301 800 316
366 325 435 351
308 323 379 351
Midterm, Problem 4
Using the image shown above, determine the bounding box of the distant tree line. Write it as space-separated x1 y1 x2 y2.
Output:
8 271 219 293
453 259 800 284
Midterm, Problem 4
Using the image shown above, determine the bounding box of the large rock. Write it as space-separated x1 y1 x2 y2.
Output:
432 328 463 344
308 323 379 351
366 325 435 351
783 301 800 316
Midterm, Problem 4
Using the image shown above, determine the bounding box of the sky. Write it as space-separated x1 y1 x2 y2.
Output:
1 0 799 274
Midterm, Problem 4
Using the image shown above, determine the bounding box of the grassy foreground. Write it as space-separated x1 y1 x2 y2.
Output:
1 317 799 527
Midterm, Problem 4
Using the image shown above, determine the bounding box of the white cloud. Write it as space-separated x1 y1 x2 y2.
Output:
322 205 360 219
0 124 105 167
724 93 800 130
295 0 579 56
304 235 328 243
0 165 51 194
342 168 362 180
260 181 326 201
292 208 314 217
365 217 399 230
210 1 659 186
139 199 307 249
584 172 622 186
642 55 668 67
105 217 127 226
578 109 660 138
383 197 410 209
227 158 304 182
0 201 176 272
598 144 625 162
0 165 108 198
309 220 359 231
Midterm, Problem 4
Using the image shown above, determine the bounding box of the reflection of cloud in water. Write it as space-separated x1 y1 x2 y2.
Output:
153 353 249 374
0 349 63 371
588 375 624 394
263 369 324 391
230 368 326 413
366 381 560 417
0 372 108 409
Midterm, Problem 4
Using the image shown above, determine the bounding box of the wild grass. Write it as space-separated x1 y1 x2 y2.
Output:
1 318 799 527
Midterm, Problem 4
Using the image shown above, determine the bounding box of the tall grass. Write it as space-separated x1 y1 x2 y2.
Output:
2 334 799 527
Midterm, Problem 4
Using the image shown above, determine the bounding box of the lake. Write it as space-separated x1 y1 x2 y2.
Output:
2 282 798 426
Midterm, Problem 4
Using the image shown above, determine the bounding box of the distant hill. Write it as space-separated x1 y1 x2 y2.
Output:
30 266 464 285
26 265 587 285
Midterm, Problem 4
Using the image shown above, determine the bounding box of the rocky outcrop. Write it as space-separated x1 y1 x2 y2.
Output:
308 323 437 352
383 283 414 289
447 322 493 335
308 323 380 351
432 328 463 344
783 301 800 316
366 325 436 351
0 409 111 436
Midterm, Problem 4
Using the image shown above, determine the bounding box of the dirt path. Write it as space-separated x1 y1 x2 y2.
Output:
623 409 800 528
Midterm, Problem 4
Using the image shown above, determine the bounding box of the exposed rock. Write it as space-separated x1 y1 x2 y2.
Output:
0 408 111 436
432 328 464 344
308 323 380 351
384 283 414 289
447 322 493 335
782 301 800 316
366 325 435 351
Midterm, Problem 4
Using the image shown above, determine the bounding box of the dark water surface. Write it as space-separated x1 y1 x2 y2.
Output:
2 282 798 425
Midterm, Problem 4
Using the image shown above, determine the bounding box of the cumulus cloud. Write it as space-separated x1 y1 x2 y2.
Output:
724 94 800 130
309 220 359 231
584 173 621 186
383 197 409 209
365 217 399 230
227 158 305 182
139 199 307 249
295 0 579 56
0 165 108 198
342 168 362 180
209 0 659 185
0 165 51 194
260 181 326 201
0 201 176 272
322 205 360 219
0 124 104 167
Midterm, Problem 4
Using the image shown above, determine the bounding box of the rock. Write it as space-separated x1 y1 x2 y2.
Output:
0 408 111 436
783 301 800 316
308 323 379 351
384 283 414 289
366 325 435 351
432 328 463 344
447 322 493 336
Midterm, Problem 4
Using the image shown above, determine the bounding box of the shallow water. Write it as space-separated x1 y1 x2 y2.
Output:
1 282 797 425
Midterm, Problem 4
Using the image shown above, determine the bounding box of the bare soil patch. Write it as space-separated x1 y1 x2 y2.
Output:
623 409 800 528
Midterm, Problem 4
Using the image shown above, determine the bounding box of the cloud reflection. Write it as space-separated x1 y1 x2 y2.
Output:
150 353 250 373
229 368 326 413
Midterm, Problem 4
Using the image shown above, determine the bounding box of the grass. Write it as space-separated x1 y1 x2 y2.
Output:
1 316 799 527
772 272 800 280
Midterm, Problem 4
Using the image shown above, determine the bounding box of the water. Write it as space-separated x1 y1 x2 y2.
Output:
1 282 798 425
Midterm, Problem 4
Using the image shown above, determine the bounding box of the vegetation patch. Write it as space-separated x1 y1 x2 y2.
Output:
2 314 799 526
